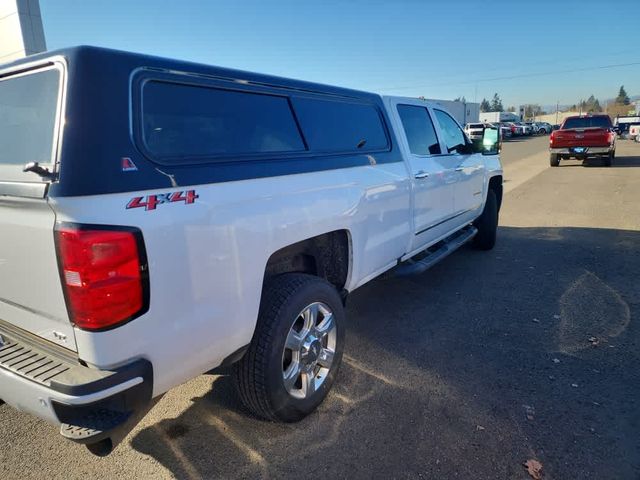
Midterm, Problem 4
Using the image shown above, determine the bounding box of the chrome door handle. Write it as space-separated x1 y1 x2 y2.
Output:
455 167 464 172
414 171 430 179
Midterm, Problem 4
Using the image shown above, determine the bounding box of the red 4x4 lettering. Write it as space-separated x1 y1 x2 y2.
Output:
170 190 198 204
127 190 199 211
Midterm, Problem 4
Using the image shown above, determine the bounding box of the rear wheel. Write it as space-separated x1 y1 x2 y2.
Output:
604 150 614 167
473 189 498 250
233 273 345 422
550 153 560 167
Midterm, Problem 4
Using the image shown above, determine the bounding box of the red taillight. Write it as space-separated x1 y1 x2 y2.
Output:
55 225 148 331
549 131 556 146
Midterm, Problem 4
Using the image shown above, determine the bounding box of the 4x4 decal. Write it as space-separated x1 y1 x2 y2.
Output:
127 190 199 211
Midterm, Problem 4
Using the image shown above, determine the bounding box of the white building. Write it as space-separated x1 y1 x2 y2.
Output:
0 0 45 64
419 98 480 125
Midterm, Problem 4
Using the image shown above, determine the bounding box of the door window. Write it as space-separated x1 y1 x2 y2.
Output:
397 105 441 155
434 109 467 154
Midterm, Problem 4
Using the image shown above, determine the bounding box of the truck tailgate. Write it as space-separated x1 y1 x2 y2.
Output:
0 62 75 350
0 197 76 351
552 128 610 147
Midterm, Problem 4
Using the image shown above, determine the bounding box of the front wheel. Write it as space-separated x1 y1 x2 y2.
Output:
473 189 498 250
233 273 345 422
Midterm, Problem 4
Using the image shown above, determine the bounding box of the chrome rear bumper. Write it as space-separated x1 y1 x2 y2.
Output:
550 146 612 155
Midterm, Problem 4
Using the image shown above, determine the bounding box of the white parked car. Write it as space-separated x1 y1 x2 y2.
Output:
0 46 503 456
517 123 532 135
464 122 486 140
525 122 539 134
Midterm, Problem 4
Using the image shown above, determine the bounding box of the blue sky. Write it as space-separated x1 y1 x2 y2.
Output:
40 0 639 108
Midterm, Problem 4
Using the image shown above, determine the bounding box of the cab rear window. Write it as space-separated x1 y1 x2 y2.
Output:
563 116 612 129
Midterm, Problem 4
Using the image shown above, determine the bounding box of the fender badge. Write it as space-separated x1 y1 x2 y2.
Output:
121 157 138 172
127 190 199 211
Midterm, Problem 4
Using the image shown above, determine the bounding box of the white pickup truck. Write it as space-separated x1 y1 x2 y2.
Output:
0 47 503 455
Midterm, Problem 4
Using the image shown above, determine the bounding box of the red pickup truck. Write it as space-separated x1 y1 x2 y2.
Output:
549 115 616 167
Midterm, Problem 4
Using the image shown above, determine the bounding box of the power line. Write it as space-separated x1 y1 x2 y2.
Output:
376 61 640 92
371 48 640 91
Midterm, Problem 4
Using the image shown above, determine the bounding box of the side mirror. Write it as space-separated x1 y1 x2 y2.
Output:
481 127 500 155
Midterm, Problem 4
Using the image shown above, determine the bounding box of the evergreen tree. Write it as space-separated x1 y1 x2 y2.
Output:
583 95 602 112
615 85 630 105
490 93 503 112
480 98 491 112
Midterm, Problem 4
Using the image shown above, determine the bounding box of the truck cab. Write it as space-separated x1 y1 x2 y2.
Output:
383 97 501 255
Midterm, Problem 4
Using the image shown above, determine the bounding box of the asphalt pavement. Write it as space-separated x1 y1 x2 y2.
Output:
1 135 639 479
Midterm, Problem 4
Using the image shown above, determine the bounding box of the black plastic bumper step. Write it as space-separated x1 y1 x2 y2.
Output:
60 409 131 443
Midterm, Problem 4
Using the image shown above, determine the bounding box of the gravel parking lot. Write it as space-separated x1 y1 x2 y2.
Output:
2 136 639 479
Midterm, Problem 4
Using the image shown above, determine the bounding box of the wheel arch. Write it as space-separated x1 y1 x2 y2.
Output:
264 230 352 293
488 174 503 212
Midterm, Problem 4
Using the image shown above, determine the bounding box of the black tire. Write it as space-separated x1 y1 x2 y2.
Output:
604 150 614 167
233 273 345 422
473 189 498 250
550 153 560 167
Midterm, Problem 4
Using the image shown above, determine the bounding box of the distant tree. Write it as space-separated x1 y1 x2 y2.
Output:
615 85 630 105
506 105 515 112
480 98 491 112
607 102 632 117
490 93 504 112
584 95 602 112
453 96 467 103
524 104 543 119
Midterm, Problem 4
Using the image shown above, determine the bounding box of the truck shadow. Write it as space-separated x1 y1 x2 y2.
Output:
609 151 640 167
130 226 640 480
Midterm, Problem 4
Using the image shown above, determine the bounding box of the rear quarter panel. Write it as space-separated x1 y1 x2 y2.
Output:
50 164 411 396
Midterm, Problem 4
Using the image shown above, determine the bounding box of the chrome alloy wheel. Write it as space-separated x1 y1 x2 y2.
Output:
282 302 337 399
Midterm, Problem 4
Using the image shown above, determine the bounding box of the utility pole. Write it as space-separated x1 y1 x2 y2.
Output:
556 100 559 125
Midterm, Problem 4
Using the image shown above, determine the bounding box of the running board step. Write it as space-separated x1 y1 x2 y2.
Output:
393 225 478 277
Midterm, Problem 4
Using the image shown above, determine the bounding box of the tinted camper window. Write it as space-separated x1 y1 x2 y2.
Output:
292 97 388 153
142 81 305 161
